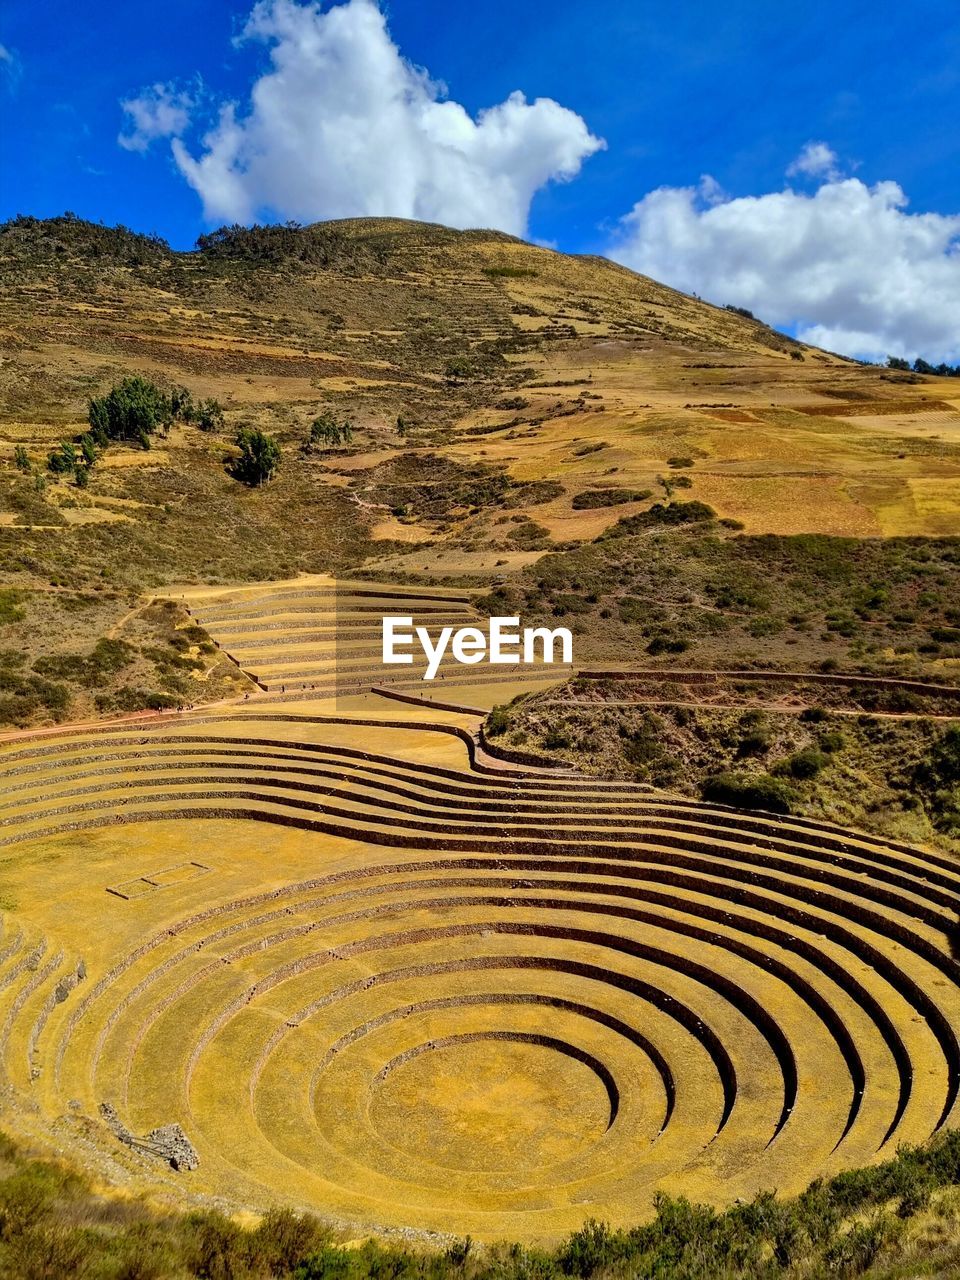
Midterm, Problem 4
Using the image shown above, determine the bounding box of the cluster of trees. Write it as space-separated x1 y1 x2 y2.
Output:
46 436 99 487
194 220 386 273
39 377 226 487
87 377 224 449
307 410 353 452
888 355 960 377
30 371 283 490
0 212 171 267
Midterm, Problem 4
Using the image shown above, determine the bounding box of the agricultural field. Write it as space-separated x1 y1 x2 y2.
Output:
0 216 959 1262
3 670 960 1242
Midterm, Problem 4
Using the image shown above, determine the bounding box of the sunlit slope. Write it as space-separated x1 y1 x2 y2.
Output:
1 215 958 584
175 577 572 696
1 702 959 1238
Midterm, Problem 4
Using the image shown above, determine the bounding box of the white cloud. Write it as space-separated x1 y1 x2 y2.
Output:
786 141 841 181
610 160 960 364
124 0 603 237
119 82 197 152
0 42 22 91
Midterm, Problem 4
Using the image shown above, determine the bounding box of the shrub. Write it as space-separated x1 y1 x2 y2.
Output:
777 747 827 780
444 356 474 381
572 488 651 510
481 265 537 279
195 398 225 432
646 634 689 655
701 771 795 814
13 445 29 472
46 442 77 475
605 501 716 536
738 730 771 757
622 715 666 768
507 520 550 546
486 705 510 737
799 706 828 723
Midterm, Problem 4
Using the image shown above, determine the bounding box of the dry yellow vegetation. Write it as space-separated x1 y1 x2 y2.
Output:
0 583 958 1240
2 216 959 591
1 219 960 1246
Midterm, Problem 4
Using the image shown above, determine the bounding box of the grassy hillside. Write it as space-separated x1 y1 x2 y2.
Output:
2 214 958 732
2 213 959 598
2 215 960 1268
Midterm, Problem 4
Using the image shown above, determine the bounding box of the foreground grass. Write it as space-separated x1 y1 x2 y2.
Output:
2 1130 960 1278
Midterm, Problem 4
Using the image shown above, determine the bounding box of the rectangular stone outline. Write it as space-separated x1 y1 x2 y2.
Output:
106 861 212 900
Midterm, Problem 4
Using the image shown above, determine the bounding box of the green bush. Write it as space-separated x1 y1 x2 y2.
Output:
738 730 771 757
701 771 795 814
606 501 716 536
486 705 510 737
777 747 827 779
572 488 651 510
444 356 474 381
46 442 77 474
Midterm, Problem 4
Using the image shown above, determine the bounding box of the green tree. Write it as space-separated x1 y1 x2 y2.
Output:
309 411 353 451
195 398 225 432
230 428 281 487
77 433 98 468
13 445 30 472
46 442 77 475
87 376 172 449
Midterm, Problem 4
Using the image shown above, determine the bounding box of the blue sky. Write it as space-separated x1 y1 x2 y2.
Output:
2 0 959 359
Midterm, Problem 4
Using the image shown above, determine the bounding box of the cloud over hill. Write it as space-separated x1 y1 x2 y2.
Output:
120 0 603 237
609 147 960 364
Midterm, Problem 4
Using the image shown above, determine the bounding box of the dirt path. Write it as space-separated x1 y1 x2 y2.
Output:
106 596 152 640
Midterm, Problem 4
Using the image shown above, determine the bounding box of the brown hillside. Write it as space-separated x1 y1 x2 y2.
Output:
2 214 958 596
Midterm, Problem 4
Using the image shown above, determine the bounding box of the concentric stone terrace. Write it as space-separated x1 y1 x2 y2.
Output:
184 579 572 695
1 704 959 1239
